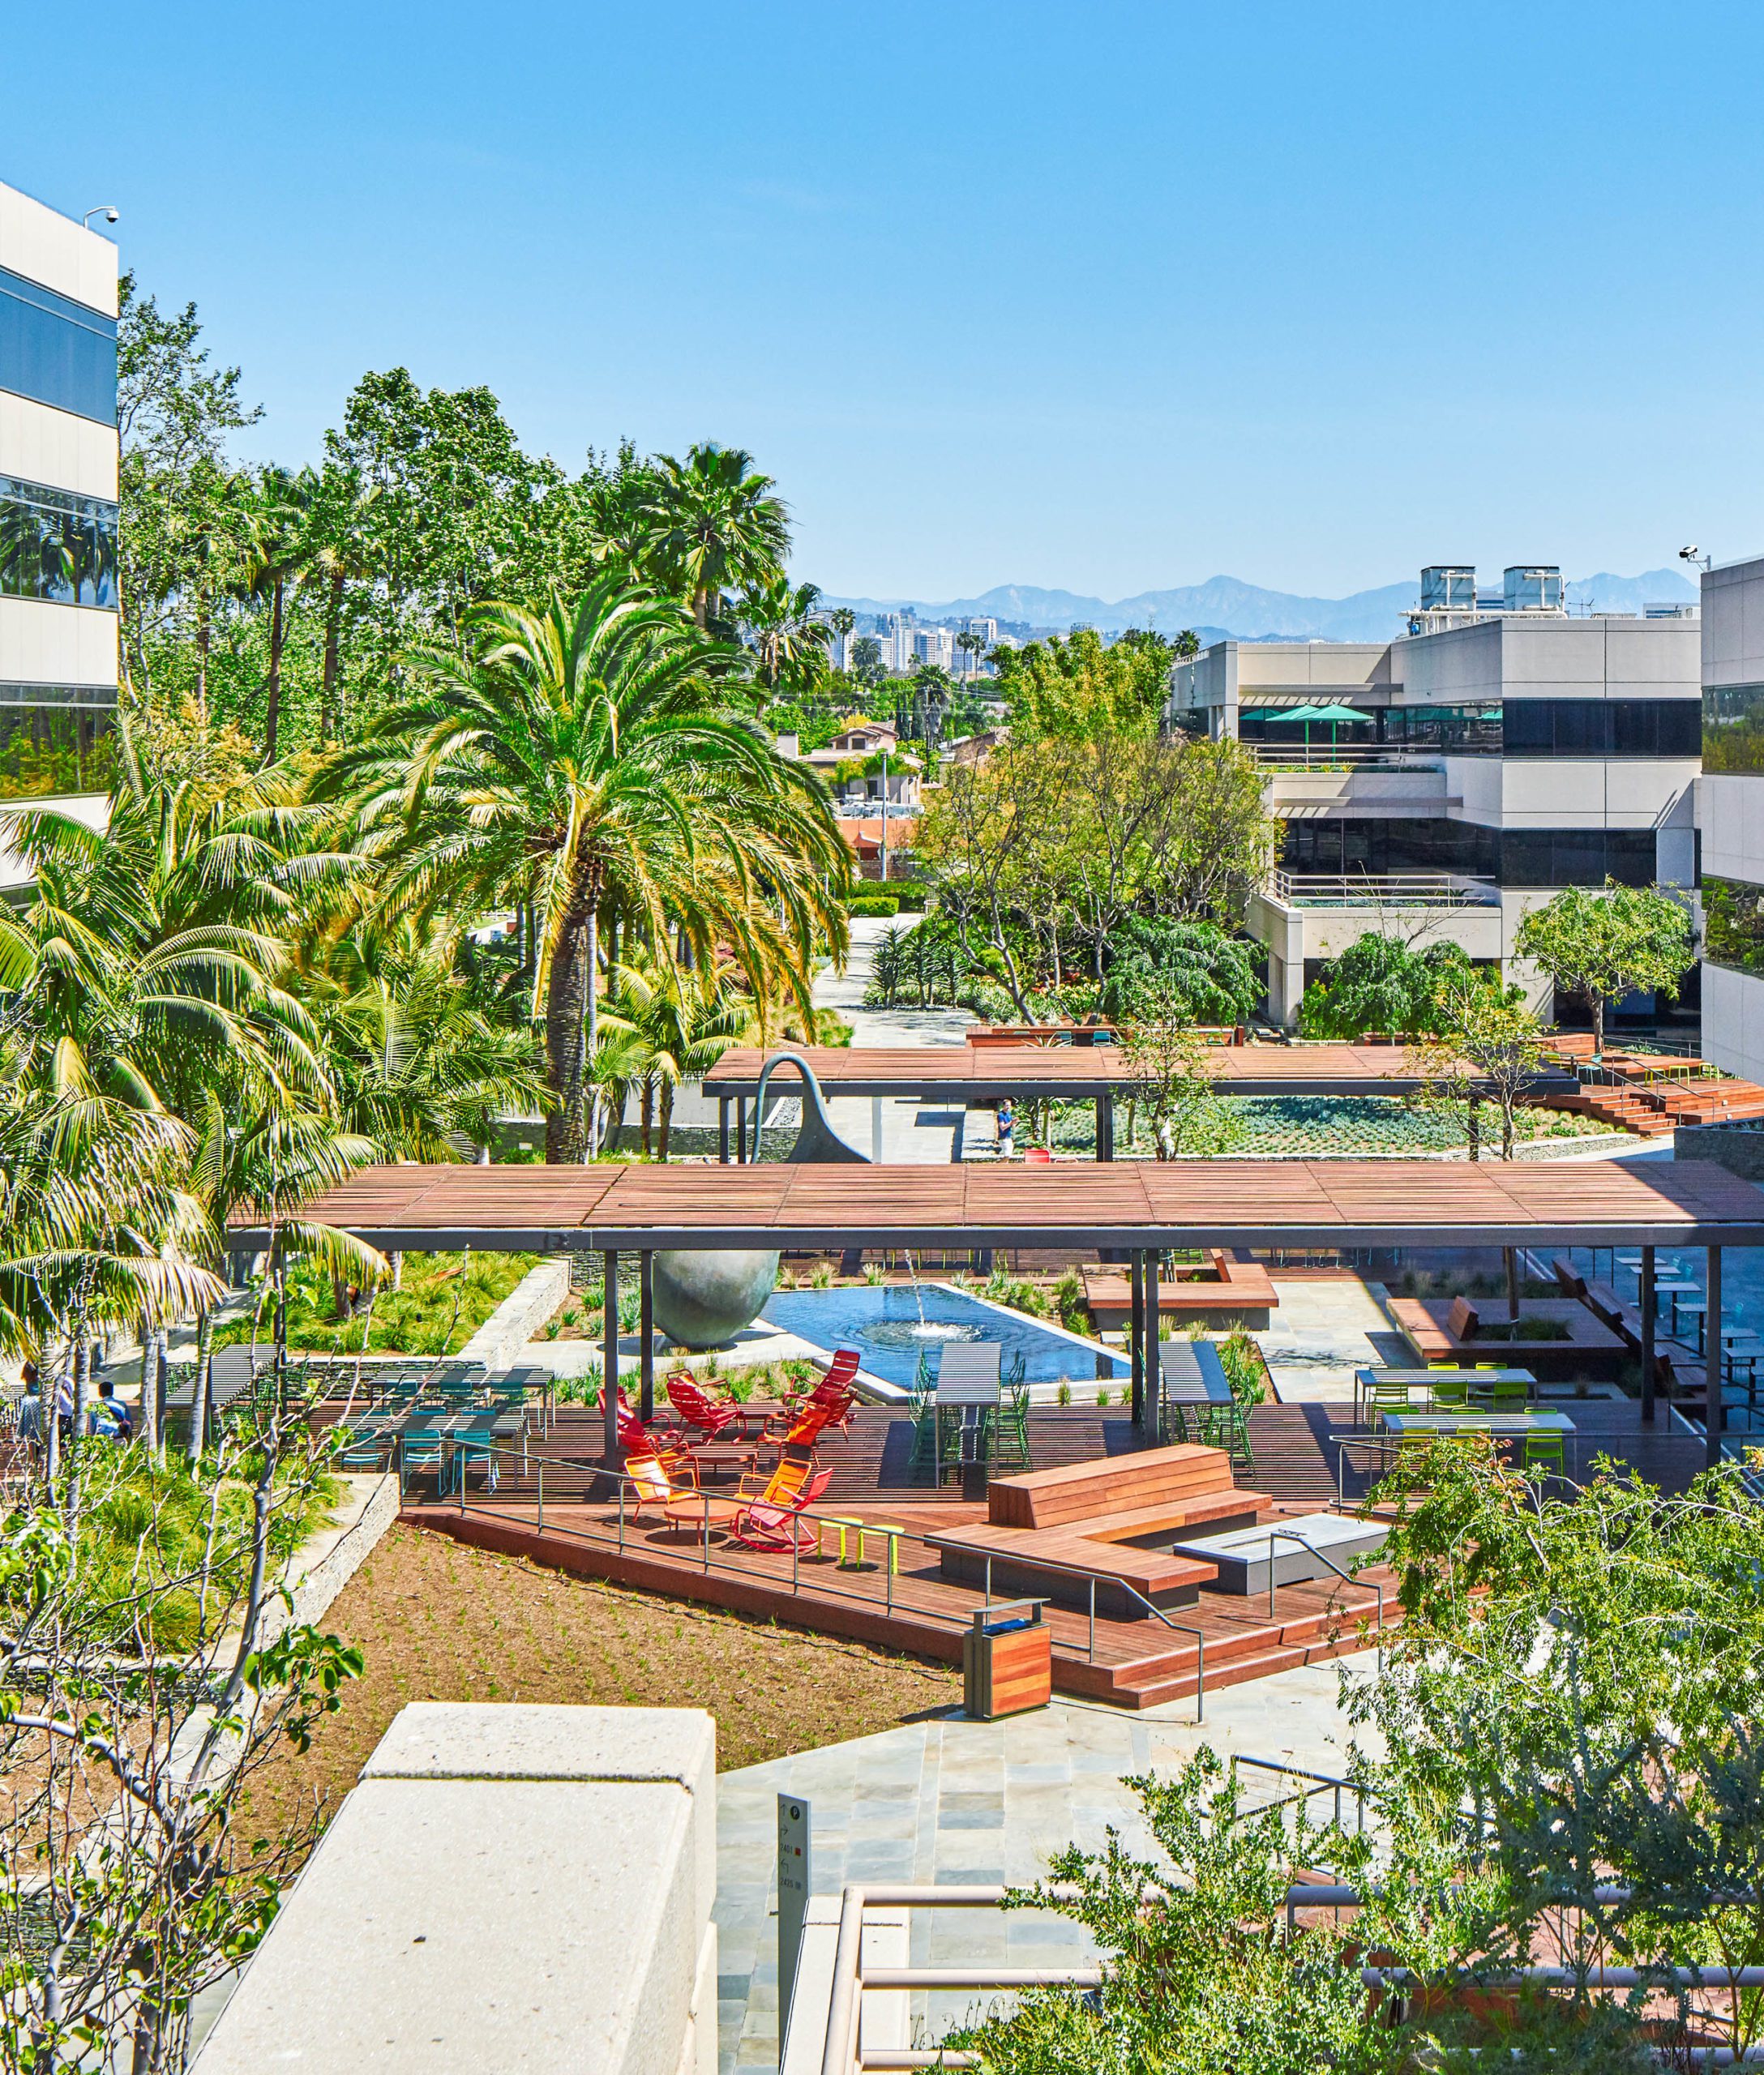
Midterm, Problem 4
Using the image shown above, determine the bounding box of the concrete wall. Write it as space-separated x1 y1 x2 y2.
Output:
458 1257 572 1371
1699 962 1764 1085
1698 773 1764 887
0 596 118 691
1674 1118 1764 1181
1703 553 1764 692
0 179 118 315
192 1704 719 2075
0 789 109 891
0 390 118 499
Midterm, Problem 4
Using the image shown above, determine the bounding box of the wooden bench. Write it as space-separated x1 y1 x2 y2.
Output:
927 1444 1271 1618
1081 1251 1278 1332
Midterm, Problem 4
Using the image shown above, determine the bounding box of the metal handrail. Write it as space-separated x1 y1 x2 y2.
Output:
398 1435 1216 1709
816 1880 1764 2074
1262 1527 1385 1671
1268 868 1501 909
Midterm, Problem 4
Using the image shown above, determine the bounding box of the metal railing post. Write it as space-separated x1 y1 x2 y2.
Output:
537 1461 544 1532
619 1477 626 1551
1089 1576 1096 1662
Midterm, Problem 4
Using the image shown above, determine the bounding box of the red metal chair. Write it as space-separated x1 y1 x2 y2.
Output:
782 1347 860 1410
662 1374 751 1441
730 1467 834 1554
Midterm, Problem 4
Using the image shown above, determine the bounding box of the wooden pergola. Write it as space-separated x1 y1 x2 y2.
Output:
234 1157 1763 1471
701 1044 1578 1159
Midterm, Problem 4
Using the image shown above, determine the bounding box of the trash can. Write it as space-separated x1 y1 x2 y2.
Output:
962 1599 1051 1720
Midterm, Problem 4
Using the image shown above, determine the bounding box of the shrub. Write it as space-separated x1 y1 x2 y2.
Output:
848 894 899 918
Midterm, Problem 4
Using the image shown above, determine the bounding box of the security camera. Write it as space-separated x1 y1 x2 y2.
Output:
1680 546 1702 562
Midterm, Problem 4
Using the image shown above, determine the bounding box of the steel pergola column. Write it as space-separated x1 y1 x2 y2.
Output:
1639 1244 1655 1424
602 1249 622 1467
1706 1244 1723 1470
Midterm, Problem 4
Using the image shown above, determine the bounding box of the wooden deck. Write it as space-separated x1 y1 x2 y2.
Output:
389 1397 1706 1711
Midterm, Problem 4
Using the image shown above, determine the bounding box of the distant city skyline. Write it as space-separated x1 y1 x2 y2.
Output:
9 2 1764 598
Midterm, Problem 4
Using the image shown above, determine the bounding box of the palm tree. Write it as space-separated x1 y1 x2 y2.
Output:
612 952 744 1160
325 578 850 1162
233 465 316 762
741 575 833 696
640 445 790 631
300 463 379 744
829 605 856 673
299 916 548 1161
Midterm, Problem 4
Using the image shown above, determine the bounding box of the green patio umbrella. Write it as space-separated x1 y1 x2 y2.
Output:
1284 701 1372 755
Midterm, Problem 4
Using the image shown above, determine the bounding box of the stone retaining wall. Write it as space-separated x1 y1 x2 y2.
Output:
459 1258 571 1371
1675 1122 1764 1181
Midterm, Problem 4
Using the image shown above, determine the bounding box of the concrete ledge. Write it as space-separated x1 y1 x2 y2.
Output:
461 1259 572 1371
258 1471 400 1649
192 1704 717 2075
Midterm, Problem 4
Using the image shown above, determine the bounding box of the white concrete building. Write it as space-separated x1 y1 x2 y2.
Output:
1696 552 1764 1081
0 178 118 884
1169 567 1701 1027
913 625 954 672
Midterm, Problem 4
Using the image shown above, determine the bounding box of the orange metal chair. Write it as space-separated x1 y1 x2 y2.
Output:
730 1466 835 1553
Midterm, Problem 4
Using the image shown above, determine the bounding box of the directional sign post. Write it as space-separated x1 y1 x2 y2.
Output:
777 1793 811 2034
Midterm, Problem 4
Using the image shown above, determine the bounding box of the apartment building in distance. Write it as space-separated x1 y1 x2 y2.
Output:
1168 565 1702 1026
0 178 119 888
1696 553 1764 1080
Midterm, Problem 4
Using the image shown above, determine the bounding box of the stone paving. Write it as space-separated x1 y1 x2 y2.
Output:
713 1648 1381 2073
1259 1277 1410 1402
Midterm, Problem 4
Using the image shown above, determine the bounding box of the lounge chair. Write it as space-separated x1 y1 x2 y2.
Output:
730 1467 835 1553
664 1374 753 1441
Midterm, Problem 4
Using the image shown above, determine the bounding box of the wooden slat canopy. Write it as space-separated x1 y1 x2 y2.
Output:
702 1042 1575 1102
232 1157 1764 1253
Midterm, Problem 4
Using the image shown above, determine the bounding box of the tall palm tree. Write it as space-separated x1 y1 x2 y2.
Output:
234 465 315 762
611 952 745 1161
740 575 833 697
640 446 790 631
325 578 850 1162
298 916 547 1161
300 463 379 745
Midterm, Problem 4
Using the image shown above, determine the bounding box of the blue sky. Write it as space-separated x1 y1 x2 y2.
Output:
10 2 1764 600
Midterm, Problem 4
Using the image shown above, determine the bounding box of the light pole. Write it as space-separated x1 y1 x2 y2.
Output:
880 748 888 883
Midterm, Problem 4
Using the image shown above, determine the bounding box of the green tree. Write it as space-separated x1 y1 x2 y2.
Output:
640 443 790 631
1515 879 1696 1059
1099 916 1261 1028
850 634 884 685
1120 978 1244 1158
990 625 1175 738
327 580 848 1162
1297 934 1480 1041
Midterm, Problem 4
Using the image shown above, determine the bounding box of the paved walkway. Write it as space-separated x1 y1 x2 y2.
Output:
713 1649 1381 2073
1261 1277 1409 1402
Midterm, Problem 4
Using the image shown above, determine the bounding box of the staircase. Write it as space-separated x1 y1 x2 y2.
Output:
1059 1589 1402 1711
1538 1042 1764 1138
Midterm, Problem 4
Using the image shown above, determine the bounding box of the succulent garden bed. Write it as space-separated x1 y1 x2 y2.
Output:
1042 1095 1612 1159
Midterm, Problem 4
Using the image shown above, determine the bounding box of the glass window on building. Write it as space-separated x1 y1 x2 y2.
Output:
1704 684 1764 773
0 704 118 801
0 477 119 607
0 268 118 426
1503 698 1702 758
1702 875 1764 976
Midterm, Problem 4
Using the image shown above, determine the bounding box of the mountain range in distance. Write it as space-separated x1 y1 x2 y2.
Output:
817 567 1700 645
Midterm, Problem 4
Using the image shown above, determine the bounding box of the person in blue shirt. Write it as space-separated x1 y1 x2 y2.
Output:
995 1098 1016 1157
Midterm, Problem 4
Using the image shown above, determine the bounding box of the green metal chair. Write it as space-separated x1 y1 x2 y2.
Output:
1429 1375 1471 1411
994 1383 1032 1470
1364 1377 1413 1423
1487 1379 1530 1414
1522 1431 1566 1479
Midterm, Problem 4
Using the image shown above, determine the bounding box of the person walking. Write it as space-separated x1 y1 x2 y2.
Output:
995 1097 1015 1158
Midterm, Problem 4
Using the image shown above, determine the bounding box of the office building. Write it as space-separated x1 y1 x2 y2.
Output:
1 178 118 887
1696 553 1764 1080
1169 564 1701 1025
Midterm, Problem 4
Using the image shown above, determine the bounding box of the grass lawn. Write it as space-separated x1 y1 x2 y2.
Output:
239 1522 960 1855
